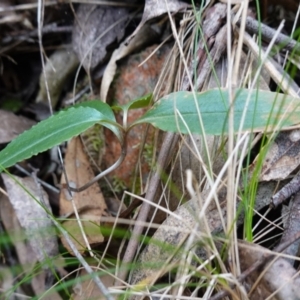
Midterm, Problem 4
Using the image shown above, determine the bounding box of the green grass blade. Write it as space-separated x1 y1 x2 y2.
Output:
0 103 119 169
134 89 300 135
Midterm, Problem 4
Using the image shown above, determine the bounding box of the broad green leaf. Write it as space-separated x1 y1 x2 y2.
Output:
72 100 115 118
134 89 300 135
0 103 120 169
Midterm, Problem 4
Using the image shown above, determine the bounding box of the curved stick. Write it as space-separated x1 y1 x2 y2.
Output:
68 136 127 193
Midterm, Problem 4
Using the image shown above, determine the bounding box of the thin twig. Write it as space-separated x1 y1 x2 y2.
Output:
14 164 59 194
1 24 73 44
271 173 300 208
0 1 139 13
239 16 300 55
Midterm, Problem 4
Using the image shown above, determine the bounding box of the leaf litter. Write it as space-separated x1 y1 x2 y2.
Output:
2 0 300 299
0 109 35 143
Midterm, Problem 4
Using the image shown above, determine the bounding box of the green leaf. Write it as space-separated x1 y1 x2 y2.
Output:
112 94 152 112
134 89 300 135
112 94 152 128
0 102 120 169
72 100 122 140
72 100 115 117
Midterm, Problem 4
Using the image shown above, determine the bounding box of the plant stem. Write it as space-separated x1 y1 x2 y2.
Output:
68 134 127 192
115 131 178 285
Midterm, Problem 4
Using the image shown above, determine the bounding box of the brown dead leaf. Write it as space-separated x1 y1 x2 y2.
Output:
1 174 58 263
239 241 300 300
0 109 35 143
259 130 300 181
72 4 130 72
60 136 110 255
0 176 62 299
130 199 200 288
0 192 40 270
128 0 189 41
35 48 79 108
72 266 114 300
